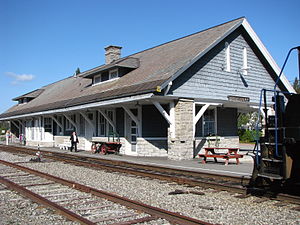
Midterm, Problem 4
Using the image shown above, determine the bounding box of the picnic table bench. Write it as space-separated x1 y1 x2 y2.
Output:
198 147 243 165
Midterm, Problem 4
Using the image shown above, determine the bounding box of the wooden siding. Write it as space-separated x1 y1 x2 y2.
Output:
169 30 277 103
142 105 168 137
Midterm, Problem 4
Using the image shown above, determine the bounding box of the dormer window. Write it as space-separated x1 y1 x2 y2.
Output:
93 69 118 85
18 97 32 104
94 75 101 84
109 69 118 79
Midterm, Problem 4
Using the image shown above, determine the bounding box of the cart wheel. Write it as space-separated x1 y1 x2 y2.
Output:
100 144 108 155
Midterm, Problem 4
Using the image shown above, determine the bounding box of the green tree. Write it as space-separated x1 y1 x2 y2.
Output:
292 77 300 93
75 68 81 75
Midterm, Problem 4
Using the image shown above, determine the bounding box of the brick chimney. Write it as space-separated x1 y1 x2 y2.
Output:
105 45 122 64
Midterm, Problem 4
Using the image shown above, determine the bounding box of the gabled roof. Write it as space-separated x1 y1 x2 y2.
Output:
0 17 294 119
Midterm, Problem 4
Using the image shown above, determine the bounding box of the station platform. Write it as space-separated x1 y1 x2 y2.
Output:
1 142 255 178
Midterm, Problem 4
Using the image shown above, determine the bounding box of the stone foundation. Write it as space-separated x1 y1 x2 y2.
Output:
54 136 87 150
136 138 168 157
25 140 55 148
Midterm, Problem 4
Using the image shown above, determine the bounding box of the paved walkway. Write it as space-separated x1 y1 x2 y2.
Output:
1 142 255 178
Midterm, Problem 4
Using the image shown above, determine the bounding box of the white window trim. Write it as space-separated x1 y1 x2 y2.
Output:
202 108 217 136
92 75 119 87
93 74 102 85
242 47 248 75
97 109 116 137
225 42 231 72
106 109 115 136
44 117 52 133
109 68 118 79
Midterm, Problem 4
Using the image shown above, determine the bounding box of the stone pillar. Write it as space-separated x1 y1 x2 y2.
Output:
168 99 194 160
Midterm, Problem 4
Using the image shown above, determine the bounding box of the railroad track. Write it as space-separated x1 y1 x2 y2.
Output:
1 144 300 205
0 159 212 225
0 144 248 192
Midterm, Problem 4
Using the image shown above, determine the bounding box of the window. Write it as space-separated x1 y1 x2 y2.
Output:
93 70 118 85
66 115 75 131
98 113 106 136
94 75 101 84
203 109 216 136
97 110 115 136
44 117 52 132
107 110 114 134
109 69 118 79
225 42 231 72
242 47 248 75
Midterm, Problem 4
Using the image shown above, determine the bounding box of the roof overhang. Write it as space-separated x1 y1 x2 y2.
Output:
0 93 153 121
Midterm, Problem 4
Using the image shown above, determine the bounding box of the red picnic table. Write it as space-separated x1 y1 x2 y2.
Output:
198 147 243 165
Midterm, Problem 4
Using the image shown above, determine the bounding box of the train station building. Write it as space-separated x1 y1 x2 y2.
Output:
0 17 294 160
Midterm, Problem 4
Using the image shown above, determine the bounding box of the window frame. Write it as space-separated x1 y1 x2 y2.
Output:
97 109 115 137
44 117 52 133
109 69 119 80
242 47 248 75
202 108 217 137
93 74 102 85
225 42 231 72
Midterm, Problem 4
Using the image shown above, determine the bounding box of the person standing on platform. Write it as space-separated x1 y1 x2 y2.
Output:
70 131 79 152
5 130 11 145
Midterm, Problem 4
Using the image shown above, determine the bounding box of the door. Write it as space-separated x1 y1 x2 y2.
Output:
125 108 140 155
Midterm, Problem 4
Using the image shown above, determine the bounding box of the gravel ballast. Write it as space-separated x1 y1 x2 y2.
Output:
0 151 299 225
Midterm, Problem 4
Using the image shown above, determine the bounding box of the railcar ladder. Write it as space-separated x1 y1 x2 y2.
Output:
257 91 287 180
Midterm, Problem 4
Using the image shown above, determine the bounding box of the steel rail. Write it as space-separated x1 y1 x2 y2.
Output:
1 144 246 182
1 144 299 205
0 174 96 225
0 144 248 191
0 159 214 225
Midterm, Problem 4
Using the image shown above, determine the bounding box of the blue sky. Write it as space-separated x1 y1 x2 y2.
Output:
0 0 299 113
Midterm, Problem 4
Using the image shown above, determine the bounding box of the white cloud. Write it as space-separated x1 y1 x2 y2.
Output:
5 72 35 85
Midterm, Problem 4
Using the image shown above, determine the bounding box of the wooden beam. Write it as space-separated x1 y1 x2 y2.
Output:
194 104 210 126
50 115 63 129
122 106 140 136
11 120 20 129
64 114 77 131
79 112 95 132
152 101 172 125
17 119 25 128
98 110 115 131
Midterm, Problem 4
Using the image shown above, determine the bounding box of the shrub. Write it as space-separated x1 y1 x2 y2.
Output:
238 129 260 143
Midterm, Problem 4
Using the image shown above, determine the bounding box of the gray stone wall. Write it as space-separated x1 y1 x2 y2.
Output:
25 140 55 148
136 138 168 157
168 99 194 160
